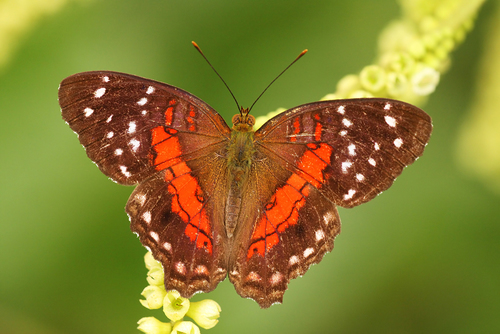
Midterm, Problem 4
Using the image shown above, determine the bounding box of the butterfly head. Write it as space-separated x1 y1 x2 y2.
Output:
232 107 255 132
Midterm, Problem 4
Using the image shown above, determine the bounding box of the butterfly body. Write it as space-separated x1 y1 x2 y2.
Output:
224 130 255 237
59 71 432 308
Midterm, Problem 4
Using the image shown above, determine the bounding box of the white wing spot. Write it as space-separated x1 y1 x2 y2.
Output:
374 142 380 150
356 173 365 181
84 107 94 117
115 148 123 156
142 211 151 224
120 165 131 177
384 102 391 110
303 247 315 258
106 115 113 123
342 118 352 127
315 229 325 241
150 231 159 241
94 87 106 98
247 271 261 282
368 158 376 166
146 86 155 94
340 130 348 137
348 144 356 156
337 105 345 114
341 160 352 173
289 255 299 265
175 262 187 275
106 131 114 138
394 138 403 148
129 138 140 152
344 189 356 200
163 242 172 252
270 272 283 285
195 265 209 275
385 115 397 127
323 211 335 225
141 110 147 115
137 97 148 106
135 193 146 205
128 121 137 134
102 76 110 82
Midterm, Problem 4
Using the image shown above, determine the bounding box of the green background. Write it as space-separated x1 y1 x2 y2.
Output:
1 1 498 333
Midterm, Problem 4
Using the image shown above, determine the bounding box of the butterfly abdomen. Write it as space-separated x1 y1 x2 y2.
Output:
224 129 256 237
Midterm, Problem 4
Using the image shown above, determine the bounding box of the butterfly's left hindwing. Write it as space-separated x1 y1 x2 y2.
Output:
59 71 232 297
127 168 229 297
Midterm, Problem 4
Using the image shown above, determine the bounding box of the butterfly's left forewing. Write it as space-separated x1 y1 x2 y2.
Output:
59 71 231 184
59 71 232 297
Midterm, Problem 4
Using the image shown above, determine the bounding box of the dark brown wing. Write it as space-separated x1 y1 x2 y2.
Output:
229 98 432 307
59 71 232 297
59 71 231 184
255 98 432 208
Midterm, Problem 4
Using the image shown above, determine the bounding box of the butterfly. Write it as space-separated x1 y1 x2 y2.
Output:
59 67 432 308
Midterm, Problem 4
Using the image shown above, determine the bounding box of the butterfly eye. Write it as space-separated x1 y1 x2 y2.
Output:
247 115 255 127
231 114 241 125
231 113 255 132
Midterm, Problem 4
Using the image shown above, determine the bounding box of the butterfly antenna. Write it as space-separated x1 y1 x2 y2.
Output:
248 49 308 113
192 41 241 112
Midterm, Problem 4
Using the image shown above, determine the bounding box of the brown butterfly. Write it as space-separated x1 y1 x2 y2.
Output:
59 49 431 308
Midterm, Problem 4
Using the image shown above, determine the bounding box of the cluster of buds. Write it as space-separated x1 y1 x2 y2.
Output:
325 0 483 105
254 0 483 131
137 252 221 334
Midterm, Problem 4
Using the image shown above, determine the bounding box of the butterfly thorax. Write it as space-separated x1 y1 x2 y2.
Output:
224 109 256 237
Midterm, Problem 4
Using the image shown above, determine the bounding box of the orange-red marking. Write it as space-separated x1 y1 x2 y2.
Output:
247 143 332 259
151 127 181 171
296 143 332 188
165 106 174 126
314 122 322 141
166 172 212 254
187 116 196 132
150 125 212 254
290 117 301 142
187 106 196 131
247 178 309 259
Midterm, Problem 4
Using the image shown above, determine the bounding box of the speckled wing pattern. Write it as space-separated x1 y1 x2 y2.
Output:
59 71 232 297
59 71 432 308
227 98 432 307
